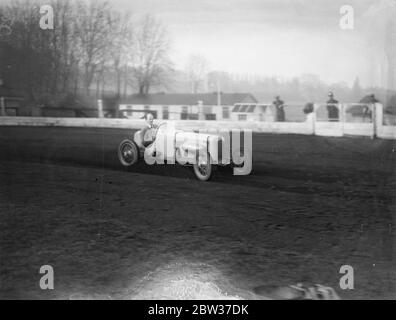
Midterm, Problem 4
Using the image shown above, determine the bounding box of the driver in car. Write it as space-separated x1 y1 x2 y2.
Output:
140 113 158 155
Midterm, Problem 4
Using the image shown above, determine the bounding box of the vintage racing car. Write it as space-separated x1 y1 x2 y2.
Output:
118 122 229 181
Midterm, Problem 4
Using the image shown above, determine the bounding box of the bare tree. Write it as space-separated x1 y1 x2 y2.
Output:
73 0 114 96
1 0 81 101
53 0 78 94
1 0 174 105
1 0 48 100
132 15 173 94
42 0 77 95
185 54 209 93
106 11 133 98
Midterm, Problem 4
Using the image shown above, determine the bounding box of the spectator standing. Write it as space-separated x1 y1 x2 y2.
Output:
362 94 378 122
273 95 285 122
326 91 339 121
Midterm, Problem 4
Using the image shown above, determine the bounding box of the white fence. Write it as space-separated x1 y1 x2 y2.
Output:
0 103 395 140
313 103 396 139
375 104 396 140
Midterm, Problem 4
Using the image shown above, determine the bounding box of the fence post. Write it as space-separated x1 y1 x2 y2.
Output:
374 103 382 139
97 99 103 118
340 103 345 137
0 96 5 116
371 103 376 139
311 103 318 135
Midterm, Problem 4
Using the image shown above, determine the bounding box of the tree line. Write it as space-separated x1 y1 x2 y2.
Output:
0 0 173 105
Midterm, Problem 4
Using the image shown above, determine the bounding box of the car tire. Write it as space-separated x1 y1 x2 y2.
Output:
192 152 212 181
118 139 139 166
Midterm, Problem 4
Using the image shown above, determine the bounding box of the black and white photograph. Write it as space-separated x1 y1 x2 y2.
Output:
0 0 395 307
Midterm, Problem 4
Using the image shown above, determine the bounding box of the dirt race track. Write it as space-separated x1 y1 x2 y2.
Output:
0 126 395 299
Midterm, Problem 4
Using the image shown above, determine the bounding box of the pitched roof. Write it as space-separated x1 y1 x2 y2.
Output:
120 93 258 106
232 104 259 113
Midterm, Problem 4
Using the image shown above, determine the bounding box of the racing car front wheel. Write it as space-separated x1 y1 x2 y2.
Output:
118 139 139 166
193 153 212 181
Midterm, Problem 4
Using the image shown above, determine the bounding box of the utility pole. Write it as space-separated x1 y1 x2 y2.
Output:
198 100 203 120
97 99 104 118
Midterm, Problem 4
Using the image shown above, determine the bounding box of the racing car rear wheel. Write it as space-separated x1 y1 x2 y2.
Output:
193 153 212 181
118 139 139 166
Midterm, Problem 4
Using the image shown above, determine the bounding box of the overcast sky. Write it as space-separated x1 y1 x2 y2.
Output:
111 0 387 87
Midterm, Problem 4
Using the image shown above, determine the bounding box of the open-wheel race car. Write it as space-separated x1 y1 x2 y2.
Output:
118 122 229 181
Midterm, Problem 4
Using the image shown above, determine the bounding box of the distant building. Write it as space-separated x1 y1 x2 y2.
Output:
118 93 258 121
231 103 273 121
39 94 118 118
